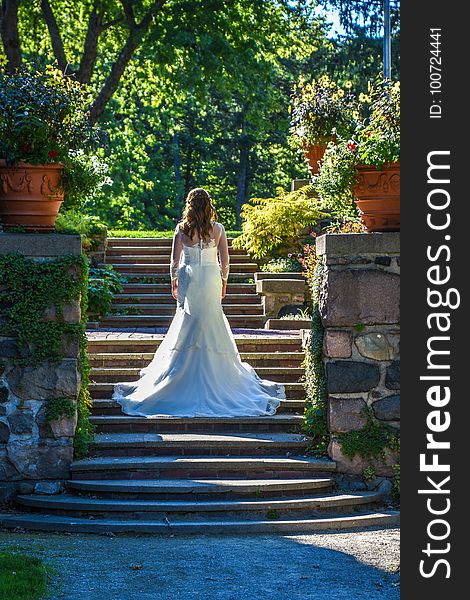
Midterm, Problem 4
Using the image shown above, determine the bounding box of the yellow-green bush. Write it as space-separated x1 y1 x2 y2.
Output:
232 185 324 260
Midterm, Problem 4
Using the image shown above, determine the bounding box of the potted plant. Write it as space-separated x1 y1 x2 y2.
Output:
0 65 109 231
290 75 357 175
314 79 400 232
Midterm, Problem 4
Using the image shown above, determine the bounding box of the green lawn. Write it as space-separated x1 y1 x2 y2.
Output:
0 551 50 600
108 229 241 239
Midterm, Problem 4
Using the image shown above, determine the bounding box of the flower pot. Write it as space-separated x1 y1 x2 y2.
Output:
302 137 335 175
353 163 400 232
0 160 65 231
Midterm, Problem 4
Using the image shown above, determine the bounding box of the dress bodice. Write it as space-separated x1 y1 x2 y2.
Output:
181 240 219 266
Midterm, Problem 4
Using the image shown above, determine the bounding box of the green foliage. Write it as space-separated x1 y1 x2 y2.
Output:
233 185 325 260
0 251 95 458
87 265 126 319
0 65 110 208
44 397 75 423
0 551 49 600
312 138 359 219
338 410 399 461
354 79 400 168
0 253 86 365
313 78 400 219
362 466 376 481
55 209 108 255
290 75 358 145
260 256 303 273
392 463 400 500
325 217 365 234
279 308 311 321
302 259 329 456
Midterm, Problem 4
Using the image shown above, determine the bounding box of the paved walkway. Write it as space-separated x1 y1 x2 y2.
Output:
0 528 399 599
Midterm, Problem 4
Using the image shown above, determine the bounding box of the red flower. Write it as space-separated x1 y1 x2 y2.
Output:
21 143 32 153
48 150 59 159
347 142 358 151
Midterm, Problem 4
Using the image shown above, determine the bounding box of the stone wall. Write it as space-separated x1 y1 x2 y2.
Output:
316 233 400 478
0 233 82 504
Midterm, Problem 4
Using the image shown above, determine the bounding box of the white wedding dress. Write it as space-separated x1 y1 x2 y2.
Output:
112 222 285 417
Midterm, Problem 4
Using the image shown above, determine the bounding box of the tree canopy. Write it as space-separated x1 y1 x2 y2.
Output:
0 0 400 229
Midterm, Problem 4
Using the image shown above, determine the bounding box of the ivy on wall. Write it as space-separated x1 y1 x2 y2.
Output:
0 251 95 458
302 257 329 456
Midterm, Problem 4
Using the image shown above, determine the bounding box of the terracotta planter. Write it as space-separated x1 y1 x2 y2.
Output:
353 163 400 232
302 137 335 175
0 160 65 231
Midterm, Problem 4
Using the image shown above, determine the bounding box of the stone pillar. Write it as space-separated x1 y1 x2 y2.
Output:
0 233 82 504
255 273 307 318
316 233 400 477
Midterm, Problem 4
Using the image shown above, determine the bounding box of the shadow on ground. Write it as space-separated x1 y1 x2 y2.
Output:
0 527 399 599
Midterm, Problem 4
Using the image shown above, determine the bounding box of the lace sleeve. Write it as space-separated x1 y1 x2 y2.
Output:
217 223 230 281
170 225 183 281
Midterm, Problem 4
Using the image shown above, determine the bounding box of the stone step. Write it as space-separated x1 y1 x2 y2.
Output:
110 272 256 284
88 382 306 400
65 477 333 500
120 283 257 294
89 432 309 457
108 303 264 316
90 366 304 384
88 351 304 368
106 254 251 264
70 455 336 481
0 511 400 534
86 336 303 355
89 415 304 434
91 398 305 416
106 246 248 256
113 293 261 305
95 315 267 329
108 263 258 274
15 491 382 520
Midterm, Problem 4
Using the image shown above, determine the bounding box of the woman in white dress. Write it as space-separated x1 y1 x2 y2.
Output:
112 187 285 417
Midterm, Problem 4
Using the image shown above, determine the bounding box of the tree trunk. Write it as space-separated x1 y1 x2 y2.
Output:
0 0 21 71
235 131 251 227
40 0 68 71
173 132 184 213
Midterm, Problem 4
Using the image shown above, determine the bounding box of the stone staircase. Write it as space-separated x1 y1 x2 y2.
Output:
0 237 399 534
97 237 266 329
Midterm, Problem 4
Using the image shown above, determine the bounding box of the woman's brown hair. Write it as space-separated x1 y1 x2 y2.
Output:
180 188 218 241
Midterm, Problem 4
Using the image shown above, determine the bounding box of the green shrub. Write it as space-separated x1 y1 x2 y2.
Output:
233 185 324 260
260 256 303 273
87 265 126 319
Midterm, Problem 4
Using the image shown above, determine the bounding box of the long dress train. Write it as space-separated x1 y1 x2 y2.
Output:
112 222 285 417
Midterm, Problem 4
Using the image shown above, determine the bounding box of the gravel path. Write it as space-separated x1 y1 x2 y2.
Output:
0 528 399 599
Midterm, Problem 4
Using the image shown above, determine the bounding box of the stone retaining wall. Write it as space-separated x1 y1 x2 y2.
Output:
0 233 82 504
316 233 400 478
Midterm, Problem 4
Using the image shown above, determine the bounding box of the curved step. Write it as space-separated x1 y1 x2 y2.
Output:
15 491 381 519
66 477 333 498
0 511 400 534
70 455 336 480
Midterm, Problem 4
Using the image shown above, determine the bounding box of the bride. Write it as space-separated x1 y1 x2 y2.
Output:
112 187 285 417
